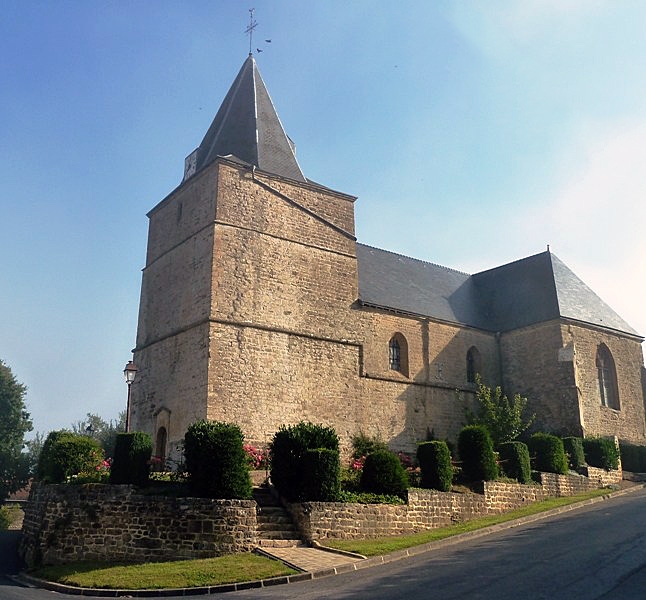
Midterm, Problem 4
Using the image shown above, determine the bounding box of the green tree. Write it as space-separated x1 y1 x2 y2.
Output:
71 411 125 455
24 431 46 475
0 360 32 501
466 375 535 447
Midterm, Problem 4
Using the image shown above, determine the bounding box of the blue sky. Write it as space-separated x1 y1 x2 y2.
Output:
2 1 645 437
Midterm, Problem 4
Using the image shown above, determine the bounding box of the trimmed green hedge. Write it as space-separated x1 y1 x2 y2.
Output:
458 425 498 482
184 420 252 499
109 432 152 486
37 431 103 483
270 422 339 501
360 450 409 499
583 437 620 471
619 441 646 473
529 433 568 475
562 437 585 470
417 441 453 491
302 448 341 501
498 441 531 484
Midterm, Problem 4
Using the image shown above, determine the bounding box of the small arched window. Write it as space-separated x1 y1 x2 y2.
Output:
389 333 409 377
466 346 481 384
596 344 619 410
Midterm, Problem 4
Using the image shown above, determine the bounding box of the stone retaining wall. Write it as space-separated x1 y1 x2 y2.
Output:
20 466 621 565
20 483 257 567
288 469 618 542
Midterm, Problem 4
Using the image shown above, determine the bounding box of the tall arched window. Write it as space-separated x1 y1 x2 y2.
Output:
155 426 168 466
389 333 409 377
596 344 620 410
466 346 481 384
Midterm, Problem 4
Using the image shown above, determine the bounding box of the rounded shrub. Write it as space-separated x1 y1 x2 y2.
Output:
529 433 568 475
360 449 409 499
458 425 498 482
37 431 104 483
302 448 341 501
109 432 153 486
270 422 339 501
416 441 453 491
498 441 531 484
562 437 585 470
184 420 252 499
619 441 646 473
583 437 620 471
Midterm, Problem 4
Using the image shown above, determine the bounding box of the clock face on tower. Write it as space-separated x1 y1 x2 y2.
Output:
183 149 198 181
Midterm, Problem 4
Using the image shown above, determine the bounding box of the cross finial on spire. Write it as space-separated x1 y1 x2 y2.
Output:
245 8 257 56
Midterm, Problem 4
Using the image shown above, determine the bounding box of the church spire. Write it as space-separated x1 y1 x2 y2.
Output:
186 55 306 183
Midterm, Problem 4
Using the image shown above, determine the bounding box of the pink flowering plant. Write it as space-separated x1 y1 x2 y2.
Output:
350 455 366 472
243 444 270 470
398 451 420 487
67 450 112 484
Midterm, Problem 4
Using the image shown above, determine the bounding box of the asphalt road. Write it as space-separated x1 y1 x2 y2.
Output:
2 489 646 600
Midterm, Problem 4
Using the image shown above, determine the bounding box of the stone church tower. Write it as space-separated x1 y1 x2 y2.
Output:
132 55 646 462
131 55 363 460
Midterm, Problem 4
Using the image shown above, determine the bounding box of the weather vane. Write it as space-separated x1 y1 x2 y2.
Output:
245 8 258 55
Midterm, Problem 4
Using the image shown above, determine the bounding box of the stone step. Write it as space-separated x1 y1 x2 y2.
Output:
257 539 304 548
257 518 294 527
256 506 286 514
253 494 281 508
258 531 302 540
256 513 295 523
258 524 299 535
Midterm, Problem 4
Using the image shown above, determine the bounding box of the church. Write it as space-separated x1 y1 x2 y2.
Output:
130 55 646 462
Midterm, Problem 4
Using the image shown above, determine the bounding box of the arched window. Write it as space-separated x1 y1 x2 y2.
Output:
466 346 481 384
389 333 409 377
155 426 168 467
596 344 619 410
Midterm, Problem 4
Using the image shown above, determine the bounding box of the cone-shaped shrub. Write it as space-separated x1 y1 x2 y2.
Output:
498 441 531 484
583 437 620 471
302 448 341 501
109 432 152 486
529 433 568 474
270 422 339 501
417 441 453 491
360 449 409 499
37 431 103 484
184 420 252 499
458 425 498 482
562 437 585 470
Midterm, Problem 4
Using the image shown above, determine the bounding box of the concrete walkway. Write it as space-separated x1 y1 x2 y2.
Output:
259 545 364 572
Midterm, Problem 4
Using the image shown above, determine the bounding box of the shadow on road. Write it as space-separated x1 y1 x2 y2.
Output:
0 531 24 576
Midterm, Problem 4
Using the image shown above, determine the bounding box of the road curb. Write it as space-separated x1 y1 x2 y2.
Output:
13 484 645 597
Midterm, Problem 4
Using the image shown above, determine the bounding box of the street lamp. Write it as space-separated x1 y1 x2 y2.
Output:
123 360 138 432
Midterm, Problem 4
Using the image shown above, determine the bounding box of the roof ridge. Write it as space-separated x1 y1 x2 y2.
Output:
357 243 471 276
473 249 551 277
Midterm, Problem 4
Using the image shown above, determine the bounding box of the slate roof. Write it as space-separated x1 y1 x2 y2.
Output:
357 244 640 337
195 55 305 182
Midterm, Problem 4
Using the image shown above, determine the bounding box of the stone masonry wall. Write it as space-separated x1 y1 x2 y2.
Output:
21 468 620 566
289 470 618 542
500 321 583 437
20 483 257 567
569 323 646 443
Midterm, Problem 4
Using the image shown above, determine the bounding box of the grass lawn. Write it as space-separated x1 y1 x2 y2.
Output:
32 553 298 589
323 488 612 556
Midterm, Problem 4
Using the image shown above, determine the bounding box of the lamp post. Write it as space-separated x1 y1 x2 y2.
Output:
123 360 138 432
